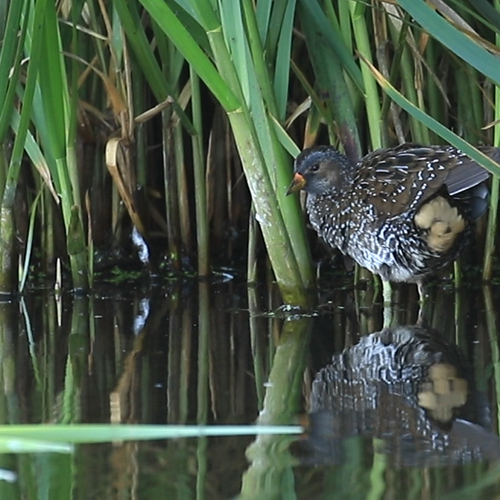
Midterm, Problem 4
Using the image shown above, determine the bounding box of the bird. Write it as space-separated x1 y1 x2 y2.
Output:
286 143 499 305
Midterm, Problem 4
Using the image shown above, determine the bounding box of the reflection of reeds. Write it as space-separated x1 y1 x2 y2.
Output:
484 286 500 436
1 1 499 305
1 278 500 497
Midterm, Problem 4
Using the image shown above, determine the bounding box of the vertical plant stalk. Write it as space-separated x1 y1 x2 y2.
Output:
299 4 361 161
456 66 483 144
162 113 182 271
483 2 500 281
368 443 388 498
228 109 312 304
0 0 37 292
196 282 210 496
423 39 444 144
180 301 193 423
153 19 190 262
219 1 315 293
133 73 148 188
349 2 382 150
0 205 16 293
454 289 464 347
175 124 192 252
483 286 500 435
240 0 315 291
483 171 499 281
62 296 89 423
0 301 19 423
247 207 258 284
386 20 428 144
19 189 43 292
166 306 181 422
0 1 28 277
241 317 311 498
248 286 265 408
190 70 210 277
41 190 55 279
35 1 88 290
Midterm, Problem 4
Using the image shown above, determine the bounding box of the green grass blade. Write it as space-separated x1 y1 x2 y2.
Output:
273 0 296 120
0 438 73 454
0 0 29 141
188 0 221 29
38 0 67 160
271 116 300 158
255 0 272 41
164 0 211 53
483 177 499 279
265 0 289 63
220 0 251 103
240 0 280 118
10 119 57 200
0 425 303 443
19 189 43 292
5 0 48 208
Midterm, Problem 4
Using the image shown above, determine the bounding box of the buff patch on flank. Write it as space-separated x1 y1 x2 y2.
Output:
414 196 466 253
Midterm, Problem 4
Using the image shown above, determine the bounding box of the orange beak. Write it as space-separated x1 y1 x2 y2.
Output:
286 172 306 195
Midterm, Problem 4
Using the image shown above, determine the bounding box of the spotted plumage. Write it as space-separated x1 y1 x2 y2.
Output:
287 143 499 289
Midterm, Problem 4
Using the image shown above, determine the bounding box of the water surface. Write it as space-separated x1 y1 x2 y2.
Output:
0 278 499 499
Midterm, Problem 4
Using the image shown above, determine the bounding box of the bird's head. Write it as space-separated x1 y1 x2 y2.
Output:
286 146 353 196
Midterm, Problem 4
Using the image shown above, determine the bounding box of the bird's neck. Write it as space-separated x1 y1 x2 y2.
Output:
306 193 350 252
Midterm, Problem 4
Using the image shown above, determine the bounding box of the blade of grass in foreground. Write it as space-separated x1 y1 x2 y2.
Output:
0 425 303 444
0 438 73 454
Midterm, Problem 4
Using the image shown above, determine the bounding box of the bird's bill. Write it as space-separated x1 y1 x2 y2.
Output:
286 172 306 195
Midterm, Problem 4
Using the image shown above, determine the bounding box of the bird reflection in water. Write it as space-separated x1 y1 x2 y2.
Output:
300 324 500 467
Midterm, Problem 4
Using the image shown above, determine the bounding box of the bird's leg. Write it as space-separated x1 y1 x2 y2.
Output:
382 280 393 328
416 280 428 325
382 280 392 306
417 280 426 303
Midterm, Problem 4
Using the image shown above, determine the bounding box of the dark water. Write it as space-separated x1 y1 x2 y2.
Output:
1 277 500 499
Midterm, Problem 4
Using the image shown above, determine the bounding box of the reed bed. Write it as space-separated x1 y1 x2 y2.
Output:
1 1 499 304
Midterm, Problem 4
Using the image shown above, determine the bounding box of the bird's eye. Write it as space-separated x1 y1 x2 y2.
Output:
310 164 320 172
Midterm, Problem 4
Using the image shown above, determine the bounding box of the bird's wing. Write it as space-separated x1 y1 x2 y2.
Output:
354 144 495 222
444 146 498 195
